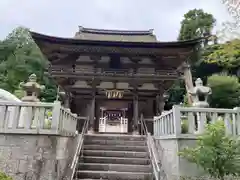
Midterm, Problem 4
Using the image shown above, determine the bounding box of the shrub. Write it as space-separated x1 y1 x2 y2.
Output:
0 172 12 180
179 120 240 180
207 74 240 108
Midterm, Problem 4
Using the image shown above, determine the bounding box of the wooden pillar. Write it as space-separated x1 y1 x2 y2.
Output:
133 93 139 134
95 101 100 132
183 62 194 105
88 93 96 133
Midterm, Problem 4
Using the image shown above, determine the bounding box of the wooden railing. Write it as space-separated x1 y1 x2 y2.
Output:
50 66 178 77
0 101 78 136
154 105 240 136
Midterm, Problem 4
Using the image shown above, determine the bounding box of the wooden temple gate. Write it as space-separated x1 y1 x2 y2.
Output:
30 26 200 134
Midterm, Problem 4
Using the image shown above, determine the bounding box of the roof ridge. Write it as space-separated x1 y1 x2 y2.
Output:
78 26 154 35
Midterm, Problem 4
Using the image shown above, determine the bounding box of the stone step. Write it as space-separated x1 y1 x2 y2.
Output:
85 134 146 141
78 179 107 180
84 139 146 146
76 170 152 180
78 163 151 173
83 156 150 165
83 150 148 158
83 144 147 152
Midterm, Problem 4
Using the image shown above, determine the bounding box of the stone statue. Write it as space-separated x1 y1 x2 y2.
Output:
188 78 212 108
156 93 169 115
20 74 45 102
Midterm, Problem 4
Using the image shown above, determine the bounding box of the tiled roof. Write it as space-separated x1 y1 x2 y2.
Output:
74 26 158 42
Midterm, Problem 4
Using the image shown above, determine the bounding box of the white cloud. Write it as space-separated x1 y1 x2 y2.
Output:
0 0 232 41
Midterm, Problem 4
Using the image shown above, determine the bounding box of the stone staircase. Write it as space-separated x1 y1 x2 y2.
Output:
74 134 152 180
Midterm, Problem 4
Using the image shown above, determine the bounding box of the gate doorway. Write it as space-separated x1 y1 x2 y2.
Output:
99 108 128 133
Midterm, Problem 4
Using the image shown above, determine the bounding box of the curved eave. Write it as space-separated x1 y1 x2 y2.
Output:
30 31 202 48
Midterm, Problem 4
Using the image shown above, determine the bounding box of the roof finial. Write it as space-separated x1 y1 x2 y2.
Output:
78 26 84 32
149 29 154 35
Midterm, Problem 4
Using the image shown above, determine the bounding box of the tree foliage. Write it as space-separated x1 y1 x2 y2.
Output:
203 39 240 70
0 172 12 180
179 121 240 179
207 74 240 108
178 9 216 41
167 9 216 108
0 26 57 102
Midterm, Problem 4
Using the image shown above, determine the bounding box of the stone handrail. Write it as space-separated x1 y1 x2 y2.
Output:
154 105 240 136
139 115 163 180
59 107 78 136
0 101 78 136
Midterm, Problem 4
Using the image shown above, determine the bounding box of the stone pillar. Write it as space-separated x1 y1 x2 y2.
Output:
88 95 96 134
133 93 139 135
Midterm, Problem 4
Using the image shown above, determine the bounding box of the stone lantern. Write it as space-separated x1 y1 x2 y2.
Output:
20 74 45 102
188 78 212 108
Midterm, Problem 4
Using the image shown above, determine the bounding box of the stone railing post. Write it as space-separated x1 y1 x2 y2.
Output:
234 107 240 135
51 101 61 133
172 105 181 135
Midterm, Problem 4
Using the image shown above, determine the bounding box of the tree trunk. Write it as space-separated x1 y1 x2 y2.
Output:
183 62 194 105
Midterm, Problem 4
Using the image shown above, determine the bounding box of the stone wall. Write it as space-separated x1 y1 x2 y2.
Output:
0 134 79 180
155 135 205 179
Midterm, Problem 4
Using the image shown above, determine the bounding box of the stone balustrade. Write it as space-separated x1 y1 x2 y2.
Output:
154 105 240 136
0 101 78 136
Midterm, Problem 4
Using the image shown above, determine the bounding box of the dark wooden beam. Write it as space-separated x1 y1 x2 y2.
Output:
49 72 182 82
73 94 156 100
50 53 80 65
47 46 193 60
64 87 160 94
48 55 181 68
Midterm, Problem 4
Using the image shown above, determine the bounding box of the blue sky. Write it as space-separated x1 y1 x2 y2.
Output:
0 0 233 41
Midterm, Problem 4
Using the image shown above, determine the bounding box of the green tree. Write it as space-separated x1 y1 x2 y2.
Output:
178 9 216 41
204 39 240 71
167 9 216 108
207 74 240 108
179 121 240 179
0 26 57 102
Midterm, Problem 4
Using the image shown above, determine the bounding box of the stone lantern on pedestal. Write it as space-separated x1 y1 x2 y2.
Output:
20 74 45 102
188 78 212 108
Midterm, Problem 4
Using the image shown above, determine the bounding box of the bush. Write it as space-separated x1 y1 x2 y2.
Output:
207 74 240 108
179 120 240 180
0 172 12 180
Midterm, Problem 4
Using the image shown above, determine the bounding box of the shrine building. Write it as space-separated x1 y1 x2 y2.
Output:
30 26 200 134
